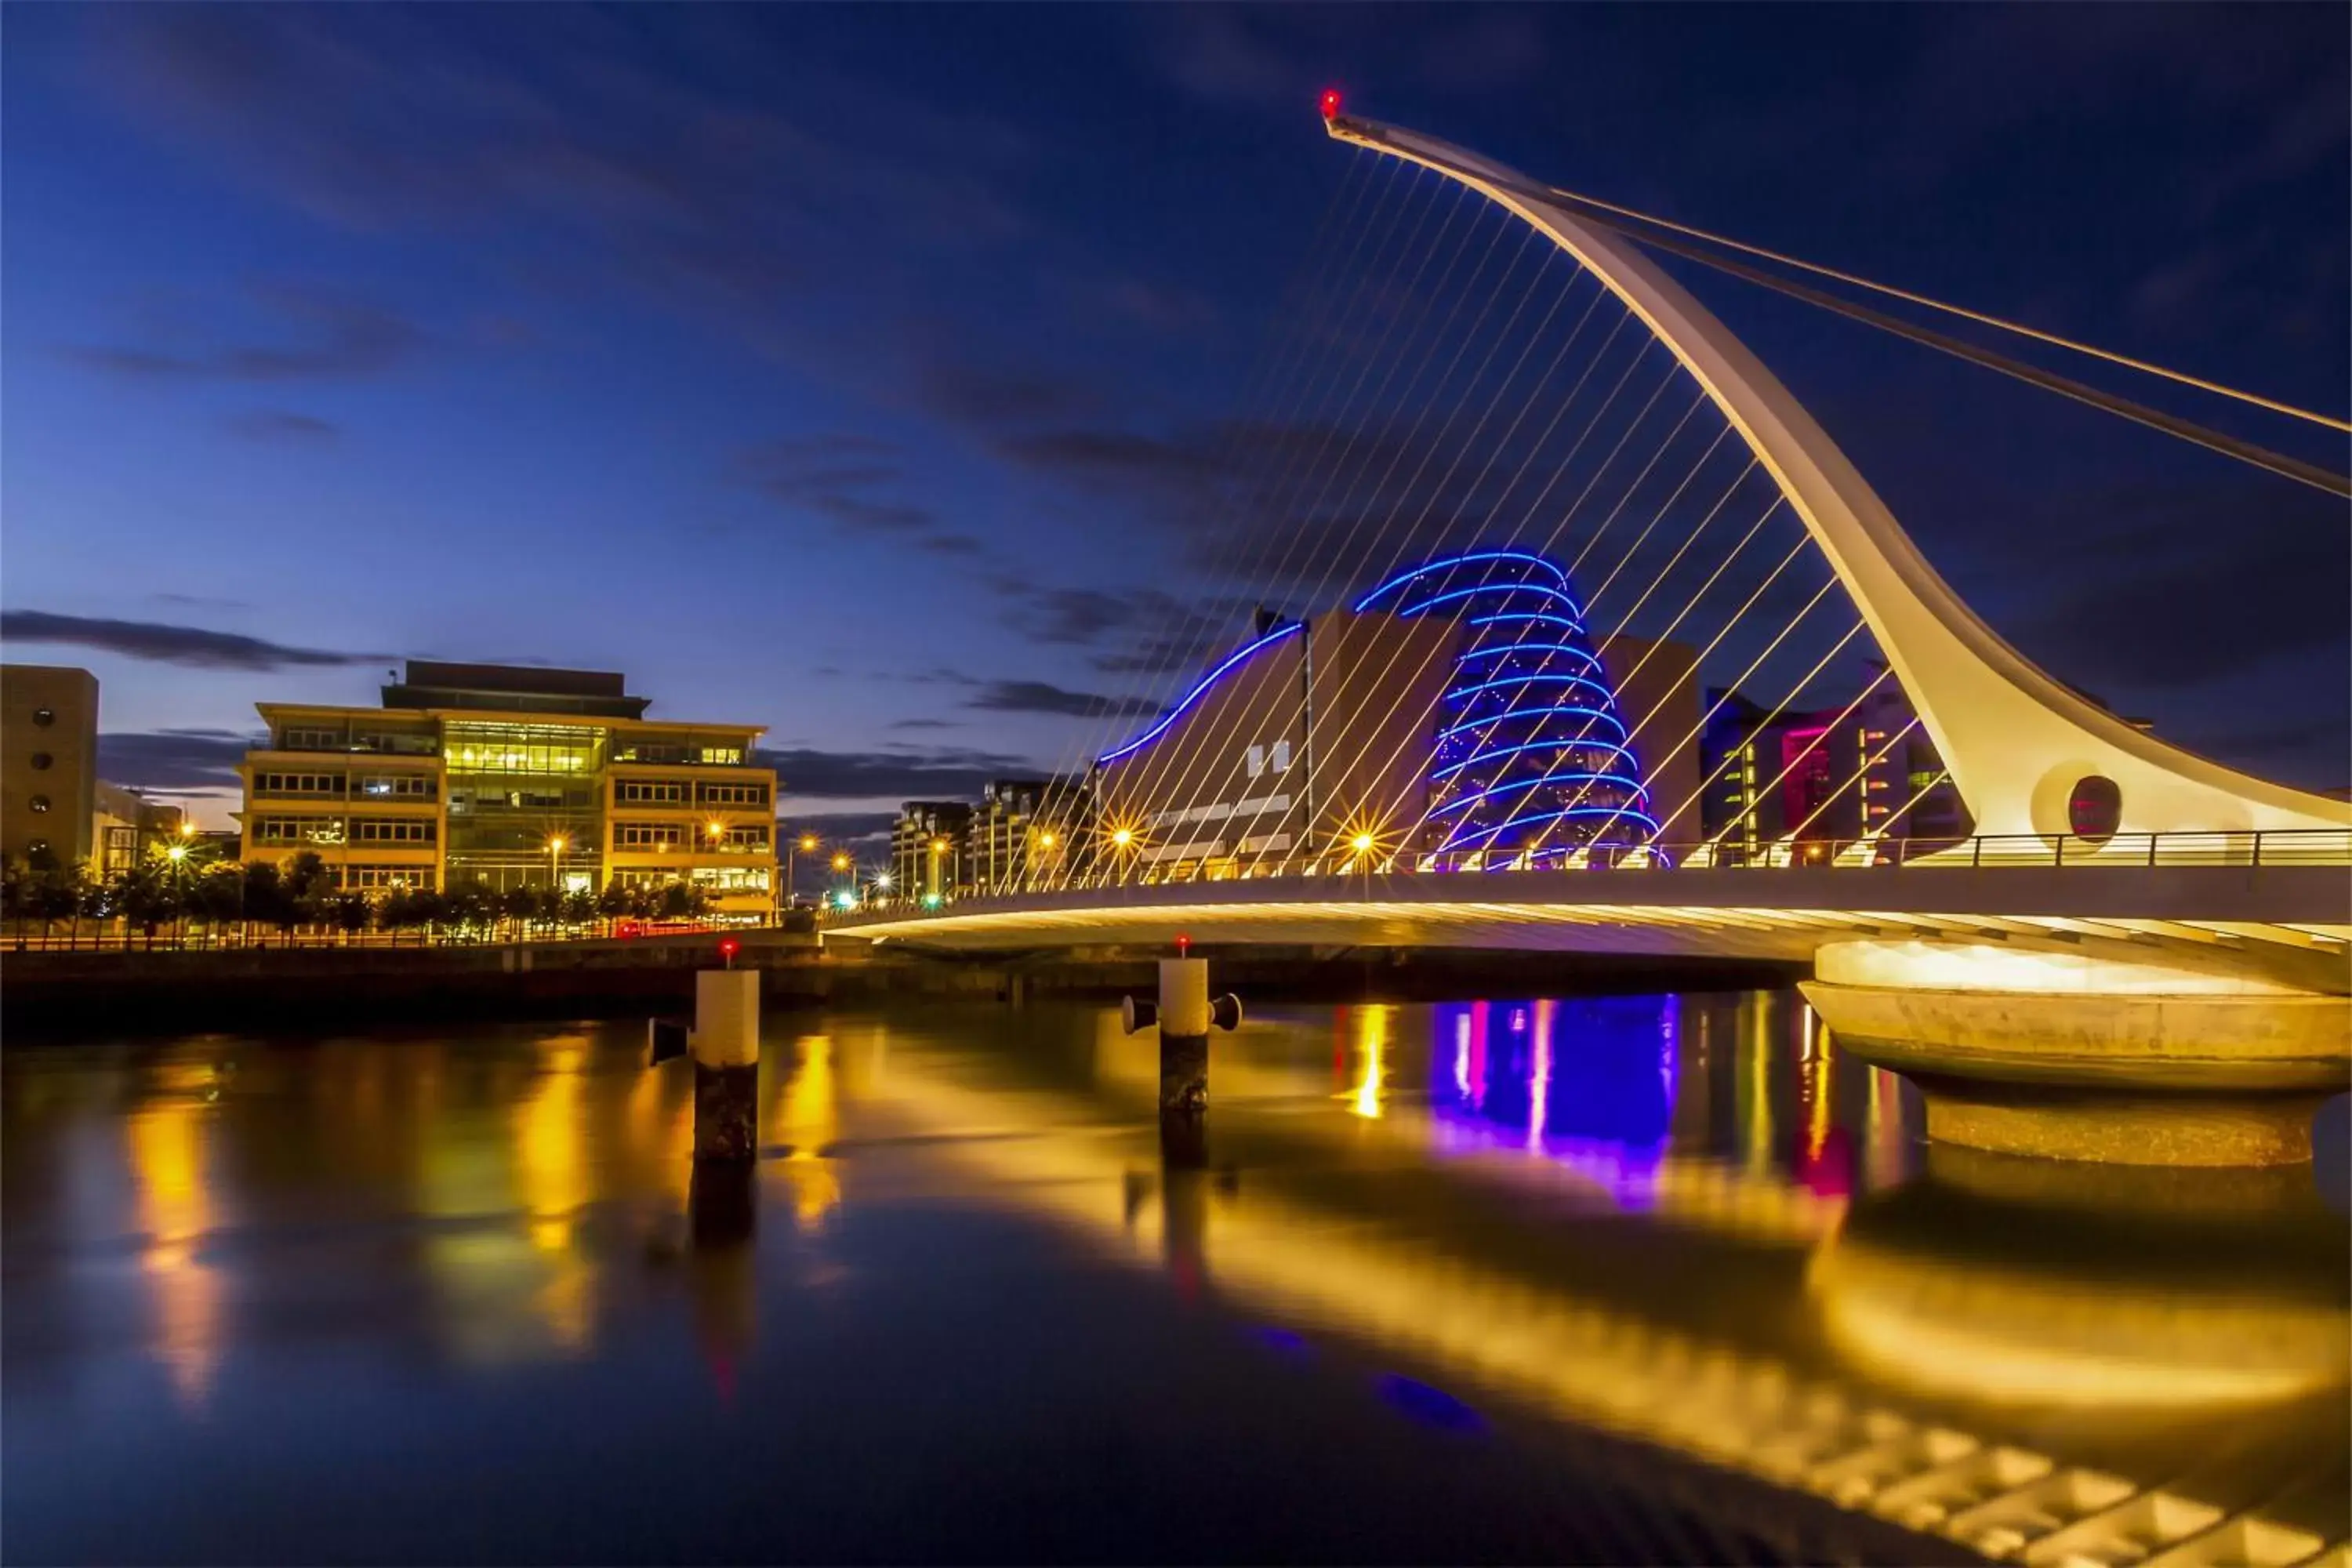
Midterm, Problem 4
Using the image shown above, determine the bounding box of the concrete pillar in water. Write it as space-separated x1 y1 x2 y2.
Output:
692 969 760 1162
1160 957 1210 1115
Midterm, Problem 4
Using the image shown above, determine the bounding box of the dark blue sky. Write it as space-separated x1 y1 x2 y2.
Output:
5 4 2345 833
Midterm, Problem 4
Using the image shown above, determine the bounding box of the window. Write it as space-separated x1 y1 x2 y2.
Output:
696 782 769 807
351 818 433 844
615 822 688 850
343 865 434 890
618 779 689 804
696 746 743 766
31 708 55 728
258 772 345 795
1907 770 1938 791
1271 740 1291 772
718 825 769 851
357 774 435 798
1245 745 1265 779
27 795 49 813
256 818 344 844
29 753 50 771
281 728 343 751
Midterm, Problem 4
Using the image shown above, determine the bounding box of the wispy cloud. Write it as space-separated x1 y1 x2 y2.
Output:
2 610 393 670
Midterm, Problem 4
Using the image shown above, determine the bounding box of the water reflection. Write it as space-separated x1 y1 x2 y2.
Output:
6 998 2344 1566
125 1066 224 1412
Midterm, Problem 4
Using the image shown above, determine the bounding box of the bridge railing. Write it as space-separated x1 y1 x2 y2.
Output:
834 829 2352 916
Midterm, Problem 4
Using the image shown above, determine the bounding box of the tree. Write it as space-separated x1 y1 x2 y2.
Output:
281 852 334 929
111 863 182 948
656 880 714 920
189 866 246 946
560 887 599 927
25 859 89 942
328 891 372 938
241 862 292 936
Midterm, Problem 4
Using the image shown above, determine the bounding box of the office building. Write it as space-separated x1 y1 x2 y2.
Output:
966 776 1094 893
2 665 100 868
890 801 973 902
236 661 778 913
93 782 188 878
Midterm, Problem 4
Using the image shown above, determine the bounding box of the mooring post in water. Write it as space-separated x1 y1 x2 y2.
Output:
1123 937 1243 1117
691 966 760 1161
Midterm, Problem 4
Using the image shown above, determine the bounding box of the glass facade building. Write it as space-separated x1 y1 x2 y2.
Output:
236 662 779 911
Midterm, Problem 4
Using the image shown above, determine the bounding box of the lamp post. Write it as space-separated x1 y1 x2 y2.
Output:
547 834 568 901
928 836 949 903
831 850 851 907
786 832 818 909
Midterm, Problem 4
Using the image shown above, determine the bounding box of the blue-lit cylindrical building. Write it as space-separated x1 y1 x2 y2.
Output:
1352 551 1658 862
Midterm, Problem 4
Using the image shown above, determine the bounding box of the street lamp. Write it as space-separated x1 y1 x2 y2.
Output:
784 832 818 909
547 834 568 894
831 850 852 904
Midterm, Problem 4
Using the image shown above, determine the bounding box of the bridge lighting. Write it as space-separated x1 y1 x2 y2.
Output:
874 872 893 891
1319 88 1342 120
832 851 851 873
1038 831 1057 849
1352 833 1374 854
798 833 818 853
922 893 942 909
834 890 856 910
1111 827 1134 848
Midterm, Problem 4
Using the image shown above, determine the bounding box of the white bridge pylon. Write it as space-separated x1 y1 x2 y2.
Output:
1327 114 2350 840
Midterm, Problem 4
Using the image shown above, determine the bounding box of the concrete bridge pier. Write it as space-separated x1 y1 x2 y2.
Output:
1158 957 1212 1116
691 968 761 1162
1803 938 2350 1166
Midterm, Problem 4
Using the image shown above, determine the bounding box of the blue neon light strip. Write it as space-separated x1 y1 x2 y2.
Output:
1399 583 1588 619
1096 621 1303 765
1439 805 1662 851
1436 706 1628 742
1470 612 1585 632
1431 739 1642 781
1428 774 1647 816
1352 550 1569 612
1456 643 1602 669
1443 673 1617 705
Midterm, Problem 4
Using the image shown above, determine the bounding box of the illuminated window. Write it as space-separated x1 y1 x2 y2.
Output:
351 818 433 844
357 774 435 797
615 822 688 850
618 780 688 804
696 782 770 807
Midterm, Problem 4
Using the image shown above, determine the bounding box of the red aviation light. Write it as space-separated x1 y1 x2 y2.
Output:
1319 89 1342 121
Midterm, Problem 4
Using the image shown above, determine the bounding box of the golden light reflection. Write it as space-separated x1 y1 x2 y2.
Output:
1348 1005 1392 1119
1799 1005 1832 1164
514 1038 594 1352
126 1083 223 1411
776 1035 843 1229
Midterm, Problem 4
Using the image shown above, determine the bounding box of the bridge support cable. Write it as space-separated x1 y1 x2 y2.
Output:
1319 112 2352 844
1215 180 1743 876
1125 179 1661 871
1023 154 1377 856
1206 248 1683 872
1126 219 1554 843
1045 157 1438 880
1578 211 2352 500
1091 176 1525 880
1509 489 1812 855
1573 593 1865 855
1035 153 1399 835
1779 714 1926 851
1220 262 1686 874
1112 192 1537 861
1530 177 2352 437
1698 664 1899 858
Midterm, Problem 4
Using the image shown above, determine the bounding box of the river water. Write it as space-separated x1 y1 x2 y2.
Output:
5 993 2345 1564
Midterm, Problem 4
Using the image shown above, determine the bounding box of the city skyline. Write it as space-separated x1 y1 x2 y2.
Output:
5 5 2346 843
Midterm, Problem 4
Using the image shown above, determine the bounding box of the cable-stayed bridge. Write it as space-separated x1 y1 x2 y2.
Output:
839 105 2350 1162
